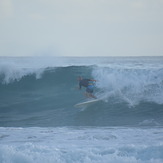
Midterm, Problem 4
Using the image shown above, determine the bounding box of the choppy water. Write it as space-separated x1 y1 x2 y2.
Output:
0 56 163 163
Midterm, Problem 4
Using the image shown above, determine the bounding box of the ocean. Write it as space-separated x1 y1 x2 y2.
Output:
0 56 163 163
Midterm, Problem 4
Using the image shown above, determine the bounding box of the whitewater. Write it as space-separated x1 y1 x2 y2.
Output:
0 56 163 163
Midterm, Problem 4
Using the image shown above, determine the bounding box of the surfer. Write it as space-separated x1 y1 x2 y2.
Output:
77 76 97 99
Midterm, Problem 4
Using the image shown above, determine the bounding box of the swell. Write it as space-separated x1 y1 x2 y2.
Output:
0 66 163 127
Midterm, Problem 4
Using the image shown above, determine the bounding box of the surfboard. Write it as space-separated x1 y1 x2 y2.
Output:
74 99 100 108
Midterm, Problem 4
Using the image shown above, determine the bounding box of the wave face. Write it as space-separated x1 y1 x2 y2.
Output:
0 57 163 127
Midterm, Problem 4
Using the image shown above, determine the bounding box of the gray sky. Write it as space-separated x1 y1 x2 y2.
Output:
0 0 163 57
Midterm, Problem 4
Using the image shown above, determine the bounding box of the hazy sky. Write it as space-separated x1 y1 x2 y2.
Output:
0 0 163 57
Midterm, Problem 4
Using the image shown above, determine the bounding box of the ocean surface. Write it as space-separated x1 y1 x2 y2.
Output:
0 56 163 163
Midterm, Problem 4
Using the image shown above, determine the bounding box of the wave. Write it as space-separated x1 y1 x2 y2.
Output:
0 63 163 127
1 64 163 104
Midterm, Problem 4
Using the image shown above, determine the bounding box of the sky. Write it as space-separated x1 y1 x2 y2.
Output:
0 0 163 57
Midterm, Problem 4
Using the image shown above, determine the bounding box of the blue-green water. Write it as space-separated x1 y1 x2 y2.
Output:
0 57 163 163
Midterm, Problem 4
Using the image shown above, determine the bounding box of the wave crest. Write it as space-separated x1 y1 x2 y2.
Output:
92 67 163 105
0 63 44 84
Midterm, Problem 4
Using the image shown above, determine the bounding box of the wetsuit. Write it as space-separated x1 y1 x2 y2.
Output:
79 79 94 93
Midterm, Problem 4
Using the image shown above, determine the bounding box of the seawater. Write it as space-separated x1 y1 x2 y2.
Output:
0 56 163 163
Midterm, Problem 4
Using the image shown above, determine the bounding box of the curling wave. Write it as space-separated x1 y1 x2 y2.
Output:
0 63 163 127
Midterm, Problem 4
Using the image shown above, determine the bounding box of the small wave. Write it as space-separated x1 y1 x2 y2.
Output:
138 119 160 126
